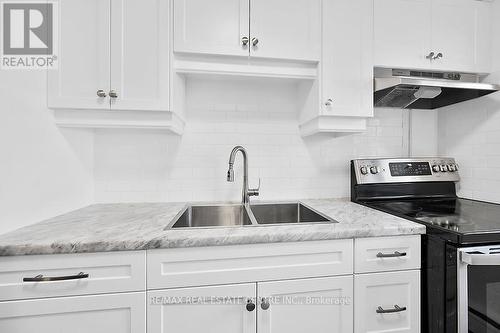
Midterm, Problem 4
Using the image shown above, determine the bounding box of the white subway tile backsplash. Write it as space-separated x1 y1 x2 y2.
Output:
93 79 408 203
439 92 500 203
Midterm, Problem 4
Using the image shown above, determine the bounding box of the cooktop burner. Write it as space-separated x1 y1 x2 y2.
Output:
368 198 500 235
351 158 500 244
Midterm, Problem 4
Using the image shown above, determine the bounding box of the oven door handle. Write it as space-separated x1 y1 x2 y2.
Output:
460 251 500 266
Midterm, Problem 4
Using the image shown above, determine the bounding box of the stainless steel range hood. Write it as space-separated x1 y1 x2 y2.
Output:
374 68 500 109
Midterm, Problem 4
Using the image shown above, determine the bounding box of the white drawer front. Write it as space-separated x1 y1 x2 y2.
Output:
147 240 353 289
0 251 146 301
355 236 420 273
355 270 420 333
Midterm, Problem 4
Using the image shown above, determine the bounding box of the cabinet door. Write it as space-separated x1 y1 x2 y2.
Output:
48 0 110 109
110 0 170 111
250 0 321 61
321 0 373 117
148 283 256 333
257 276 353 333
374 0 432 69
474 1 494 73
431 0 492 73
173 0 250 56
0 292 145 332
355 271 420 333
473 0 492 73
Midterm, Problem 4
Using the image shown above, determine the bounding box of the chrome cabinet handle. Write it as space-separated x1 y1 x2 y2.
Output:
426 52 435 60
261 298 270 310
109 90 118 98
242 36 249 46
325 98 333 106
376 305 407 314
23 272 89 282
376 251 407 258
246 299 256 312
252 37 259 46
433 52 443 60
96 89 107 98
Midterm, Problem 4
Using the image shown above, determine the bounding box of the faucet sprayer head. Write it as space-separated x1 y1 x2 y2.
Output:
227 166 235 182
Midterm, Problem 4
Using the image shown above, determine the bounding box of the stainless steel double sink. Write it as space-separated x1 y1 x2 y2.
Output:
166 202 337 229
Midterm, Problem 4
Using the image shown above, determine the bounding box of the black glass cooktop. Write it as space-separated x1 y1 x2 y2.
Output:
365 198 500 244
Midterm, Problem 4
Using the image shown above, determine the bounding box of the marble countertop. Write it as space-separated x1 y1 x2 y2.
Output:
0 199 425 256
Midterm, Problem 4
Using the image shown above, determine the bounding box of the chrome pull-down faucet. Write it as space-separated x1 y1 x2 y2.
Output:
227 146 260 205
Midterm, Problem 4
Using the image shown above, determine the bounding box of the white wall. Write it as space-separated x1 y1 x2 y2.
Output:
0 72 435 233
0 72 441 233
438 93 500 203
94 78 409 203
409 110 438 157
0 70 94 234
437 0 500 203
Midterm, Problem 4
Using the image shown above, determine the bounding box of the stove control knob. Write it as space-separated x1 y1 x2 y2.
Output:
370 166 379 174
432 165 440 173
360 166 368 175
440 165 447 172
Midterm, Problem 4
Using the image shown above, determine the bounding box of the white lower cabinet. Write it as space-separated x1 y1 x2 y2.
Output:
147 276 353 333
147 283 257 333
0 292 146 333
0 250 146 301
0 237 421 333
354 270 420 333
258 276 353 333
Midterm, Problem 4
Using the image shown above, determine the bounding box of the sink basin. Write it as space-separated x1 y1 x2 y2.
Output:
250 203 336 225
166 202 336 229
167 204 253 229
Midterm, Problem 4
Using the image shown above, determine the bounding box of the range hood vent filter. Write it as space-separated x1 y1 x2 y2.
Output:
374 68 500 110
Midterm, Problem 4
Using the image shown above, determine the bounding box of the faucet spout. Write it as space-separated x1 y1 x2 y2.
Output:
226 146 259 204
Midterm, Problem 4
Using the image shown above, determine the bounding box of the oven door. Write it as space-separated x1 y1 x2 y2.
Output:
459 247 500 333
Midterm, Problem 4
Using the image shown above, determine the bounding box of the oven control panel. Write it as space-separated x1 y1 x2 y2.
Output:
353 158 460 184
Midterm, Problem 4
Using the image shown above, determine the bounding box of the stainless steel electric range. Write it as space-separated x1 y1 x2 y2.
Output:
351 158 500 333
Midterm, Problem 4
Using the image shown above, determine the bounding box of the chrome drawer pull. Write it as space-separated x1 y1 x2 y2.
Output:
23 272 89 282
376 251 407 258
376 305 407 314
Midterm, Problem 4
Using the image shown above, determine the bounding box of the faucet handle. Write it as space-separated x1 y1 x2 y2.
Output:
248 178 261 197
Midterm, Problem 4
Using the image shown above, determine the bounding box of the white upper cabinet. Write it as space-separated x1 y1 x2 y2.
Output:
374 0 432 70
50 0 170 111
48 0 183 132
48 0 111 110
173 0 250 56
473 0 493 74
172 0 320 62
299 0 374 135
110 0 170 111
321 0 373 117
374 0 492 73
249 0 321 61
431 0 492 73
